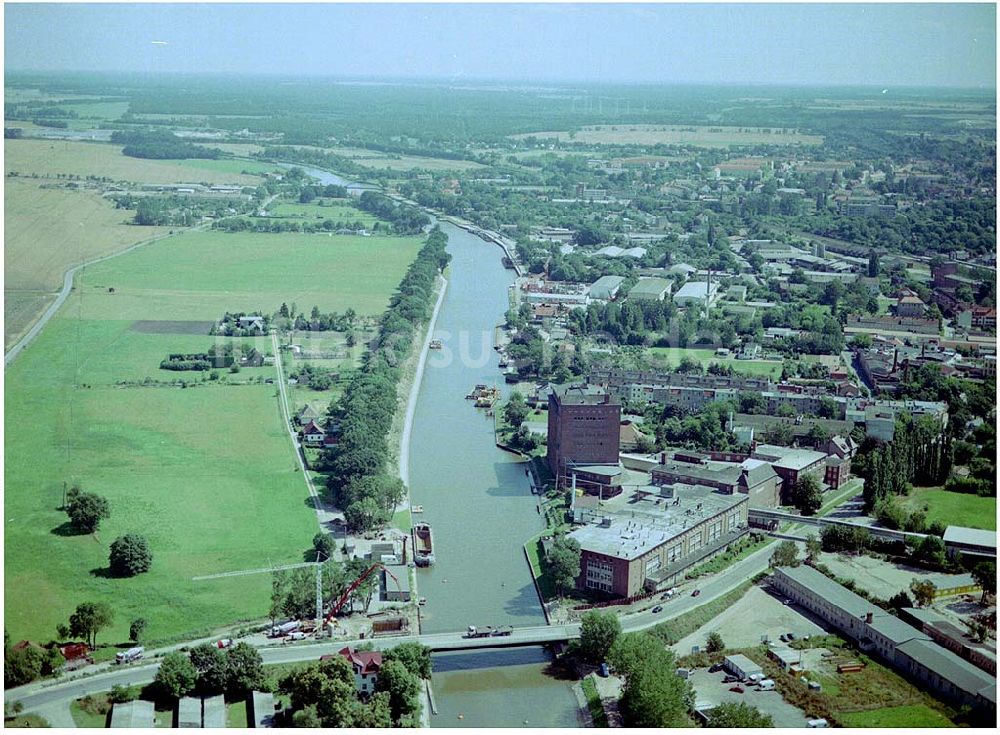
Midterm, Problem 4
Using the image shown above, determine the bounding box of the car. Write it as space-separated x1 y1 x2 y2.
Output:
779 634 788 642
787 632 796 640
691 589 701 597
709 663 723 673
652 605 663 613
729 686 745 694
783 599 792 605
286 631 307 641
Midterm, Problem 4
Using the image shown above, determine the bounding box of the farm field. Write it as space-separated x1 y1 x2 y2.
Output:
646 346 784 378
511 124 823 147
902 486 997 531
326 145 487 172
3 226 423 645
4 138 264 185
72 229 424 320
4 178 169 348
267 200 380 227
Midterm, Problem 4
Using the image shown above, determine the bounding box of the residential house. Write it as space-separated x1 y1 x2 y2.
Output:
337 647 383 695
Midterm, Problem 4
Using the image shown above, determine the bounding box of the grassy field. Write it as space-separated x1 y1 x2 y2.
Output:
326 145 487 172
4 178 169 348
4 226 422 645
179 158 279 176
903 486 997 531
511 124 823 147
4 139 263 185
839 704 954 728
268 200 380 227
645 347 784 378
72 229 424 320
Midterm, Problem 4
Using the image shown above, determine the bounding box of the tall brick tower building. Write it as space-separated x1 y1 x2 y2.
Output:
547 384 621 484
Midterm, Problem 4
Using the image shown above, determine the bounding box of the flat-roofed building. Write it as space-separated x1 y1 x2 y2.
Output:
111 700 155 729
943 526 997 560
569 484 749 597
248 691 276 728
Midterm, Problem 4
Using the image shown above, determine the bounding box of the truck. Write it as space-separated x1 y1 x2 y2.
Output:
465 625 495 639
491 626 513 637
115 646 144 665
270 621 300 638
215 639 233 649
758 679 776 691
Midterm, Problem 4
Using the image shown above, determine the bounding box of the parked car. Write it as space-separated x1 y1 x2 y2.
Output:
780 634 788 642
691 589 701 597
787 632 796 640
729 686 745 694
652 605 663 614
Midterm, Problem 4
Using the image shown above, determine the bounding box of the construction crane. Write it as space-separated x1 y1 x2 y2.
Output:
324 562 401 628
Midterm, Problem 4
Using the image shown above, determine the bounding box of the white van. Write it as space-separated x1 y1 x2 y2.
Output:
807 718 829 728
758 679 775 691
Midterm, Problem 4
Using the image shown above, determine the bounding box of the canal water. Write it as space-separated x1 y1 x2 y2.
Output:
300 165 578 727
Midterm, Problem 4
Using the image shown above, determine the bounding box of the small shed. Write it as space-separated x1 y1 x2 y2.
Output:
768 646 802 671
724 654 763 681
177 697 201 728
202 695 226 728
111 700 155 728
248 691 276 728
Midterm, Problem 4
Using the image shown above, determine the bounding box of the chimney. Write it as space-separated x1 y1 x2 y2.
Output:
865 612 874 624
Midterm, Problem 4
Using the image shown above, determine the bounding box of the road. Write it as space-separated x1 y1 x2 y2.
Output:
270 329 332 535
4 223 211 366
8 540 772 715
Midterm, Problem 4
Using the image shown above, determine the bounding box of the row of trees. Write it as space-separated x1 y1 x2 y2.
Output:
154 642 265 699
321 228 451 531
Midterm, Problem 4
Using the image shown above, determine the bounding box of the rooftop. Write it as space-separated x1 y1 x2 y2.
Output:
674 281 720 301
628 277 673 297
568 484 746 561
775 565 879 619
553 384 621 407
944 526 997 550
752 444 828 472
895 639 996 702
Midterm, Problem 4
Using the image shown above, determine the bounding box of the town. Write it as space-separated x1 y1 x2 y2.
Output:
3 2 998 731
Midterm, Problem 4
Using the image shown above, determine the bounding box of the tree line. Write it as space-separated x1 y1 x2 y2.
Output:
110 130 223 160
320 228 451 531
355 191 430 235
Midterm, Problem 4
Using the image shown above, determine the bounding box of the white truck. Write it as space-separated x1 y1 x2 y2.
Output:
758 679 776 691
270 621 300 638
115 646 144 665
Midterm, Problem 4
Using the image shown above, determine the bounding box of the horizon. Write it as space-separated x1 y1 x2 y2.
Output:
4 3 997 88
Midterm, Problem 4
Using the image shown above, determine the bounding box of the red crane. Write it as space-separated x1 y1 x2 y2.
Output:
324 563 402 626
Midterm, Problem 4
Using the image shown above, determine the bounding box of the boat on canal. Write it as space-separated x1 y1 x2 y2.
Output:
412 522 435 566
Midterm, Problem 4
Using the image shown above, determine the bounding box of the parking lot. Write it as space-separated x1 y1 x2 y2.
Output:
689 668 812 727
671 585 828 654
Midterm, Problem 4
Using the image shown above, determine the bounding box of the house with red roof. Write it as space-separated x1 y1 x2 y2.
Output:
300 420 325 447
338 647 383 695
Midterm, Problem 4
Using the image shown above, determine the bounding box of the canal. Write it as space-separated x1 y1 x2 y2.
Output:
298 165 579 727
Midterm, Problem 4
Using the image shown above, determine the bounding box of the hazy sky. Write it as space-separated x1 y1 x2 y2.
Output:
5 3 996 87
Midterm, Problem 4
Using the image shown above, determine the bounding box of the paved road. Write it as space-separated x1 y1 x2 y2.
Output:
8 542 772 715
4 224 213 366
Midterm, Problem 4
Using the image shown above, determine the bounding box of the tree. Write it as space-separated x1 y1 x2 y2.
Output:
705 631 725 653
225 642 266 696
910 579 937 608
343 497 386 533
579 611 621 664
791 475 824 516
312 532 336 561
886 591 913 612
189 643 228 695
66 492 110 533
769 540 800 569
548 536 582 597
383 642 432 680
972 562 996 605
504 391 529 428
129 618 147 643
805 534 822 561
292 705 322 728
706 702 774 728
4 645 45 687
374 659 420 724
69 602 114 649
914 535 947 567
155 651 198 699
610 634 691 727
108 534 153 577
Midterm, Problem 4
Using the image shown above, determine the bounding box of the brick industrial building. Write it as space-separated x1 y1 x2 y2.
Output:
568 484 749 597
547 384 621 485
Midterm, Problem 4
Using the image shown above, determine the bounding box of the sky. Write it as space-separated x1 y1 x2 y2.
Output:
4 2 997 87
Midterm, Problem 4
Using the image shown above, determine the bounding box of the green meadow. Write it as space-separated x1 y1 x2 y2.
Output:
4 228 422 645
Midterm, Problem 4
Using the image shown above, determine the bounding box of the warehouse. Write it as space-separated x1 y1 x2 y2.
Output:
724 654 763 681
569 483 749 597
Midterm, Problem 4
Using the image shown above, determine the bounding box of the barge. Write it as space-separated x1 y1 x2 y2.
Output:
412 522 435 566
